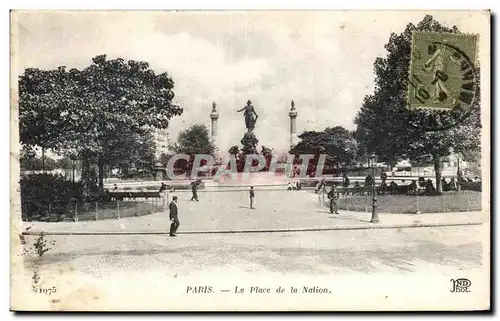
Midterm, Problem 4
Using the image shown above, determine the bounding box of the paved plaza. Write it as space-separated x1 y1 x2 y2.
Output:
22 189 485 234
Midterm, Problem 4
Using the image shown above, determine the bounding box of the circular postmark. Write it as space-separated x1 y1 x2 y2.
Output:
400 41 479 132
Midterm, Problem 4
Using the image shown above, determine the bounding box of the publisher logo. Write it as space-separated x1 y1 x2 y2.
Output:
450 278 471 293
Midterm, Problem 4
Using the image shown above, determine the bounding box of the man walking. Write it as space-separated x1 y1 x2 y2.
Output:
169 196 180 237
190 180 199 201
249 186 255 209
342 173 350 195
327 185 339 215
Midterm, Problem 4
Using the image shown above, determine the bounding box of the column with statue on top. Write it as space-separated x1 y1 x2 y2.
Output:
289 100 298 151
210 102 219 148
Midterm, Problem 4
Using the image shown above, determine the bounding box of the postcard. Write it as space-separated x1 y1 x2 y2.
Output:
10 10 490 311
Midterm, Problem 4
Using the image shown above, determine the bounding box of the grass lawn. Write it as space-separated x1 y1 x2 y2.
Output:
336 191 482 214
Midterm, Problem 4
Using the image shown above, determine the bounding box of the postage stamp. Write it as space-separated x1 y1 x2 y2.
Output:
407 31 478 112
9 10 490 312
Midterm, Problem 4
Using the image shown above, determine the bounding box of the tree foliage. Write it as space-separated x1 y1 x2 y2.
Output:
19 54 183 187
354 15 481 192
174 124 215 156
20 155 57 171
158 152 174 167
291 126 358 168
104 128 157 174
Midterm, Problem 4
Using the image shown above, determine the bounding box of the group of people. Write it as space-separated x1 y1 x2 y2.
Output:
441 177 458 191
287 181 302 191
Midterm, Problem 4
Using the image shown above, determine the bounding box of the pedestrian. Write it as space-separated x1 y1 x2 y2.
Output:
159 182 168 208
249 186 255 209
342 173 350 188
380 172 387 184
449 177 457 191
169 196 180 237
190 180 199 201
342 173 350 195
321 180 327 203
327 185 339 215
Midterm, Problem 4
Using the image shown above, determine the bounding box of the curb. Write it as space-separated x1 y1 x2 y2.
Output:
21 221 483 236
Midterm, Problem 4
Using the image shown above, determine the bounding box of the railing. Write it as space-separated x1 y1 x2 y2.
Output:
22 198 165 222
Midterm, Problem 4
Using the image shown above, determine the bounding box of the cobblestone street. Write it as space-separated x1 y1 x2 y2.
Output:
14 224 488 311
14 190 489 311
25 225 484 277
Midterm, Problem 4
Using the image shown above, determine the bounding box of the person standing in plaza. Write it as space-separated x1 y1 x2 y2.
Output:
159 182 169 209
249 186 255 209
169 196 180 237
327 185 339 215
381 171 387 184
190 180 199 201
342 173 350 195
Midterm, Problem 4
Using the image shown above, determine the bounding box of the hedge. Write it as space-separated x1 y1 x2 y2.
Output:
20 174 85 220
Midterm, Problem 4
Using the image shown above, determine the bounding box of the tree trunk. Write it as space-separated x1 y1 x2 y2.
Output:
41 147 45 173
433 154 442 193
72 160 76 183
81 153 91 194
97 158 104 188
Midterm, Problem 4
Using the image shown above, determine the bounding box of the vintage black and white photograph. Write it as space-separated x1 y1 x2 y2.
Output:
10 10 490 311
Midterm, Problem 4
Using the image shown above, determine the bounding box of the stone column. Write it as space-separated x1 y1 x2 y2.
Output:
210 101 219 148
289 100 298 150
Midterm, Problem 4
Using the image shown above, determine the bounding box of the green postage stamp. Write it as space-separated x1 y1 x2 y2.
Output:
407 31 478 111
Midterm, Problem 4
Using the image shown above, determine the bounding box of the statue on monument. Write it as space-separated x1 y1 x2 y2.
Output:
237 100 259 131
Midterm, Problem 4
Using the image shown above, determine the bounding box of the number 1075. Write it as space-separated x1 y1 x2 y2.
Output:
32 286 57 295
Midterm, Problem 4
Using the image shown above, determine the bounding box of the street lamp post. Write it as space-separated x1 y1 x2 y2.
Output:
370 153 379 223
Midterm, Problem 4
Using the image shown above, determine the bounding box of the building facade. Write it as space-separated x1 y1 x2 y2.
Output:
153 128 171 160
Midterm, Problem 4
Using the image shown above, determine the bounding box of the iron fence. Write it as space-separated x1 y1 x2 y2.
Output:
22 198 165 222
317 189 482 214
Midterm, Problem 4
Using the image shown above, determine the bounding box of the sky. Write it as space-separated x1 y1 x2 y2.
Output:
11 10 488 154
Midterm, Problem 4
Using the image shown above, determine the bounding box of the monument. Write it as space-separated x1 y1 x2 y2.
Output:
289 100 298 150
210 101 219 147
210 99 298 172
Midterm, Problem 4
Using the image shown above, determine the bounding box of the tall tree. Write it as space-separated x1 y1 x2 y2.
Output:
354 15 481 192
19 55 183 188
